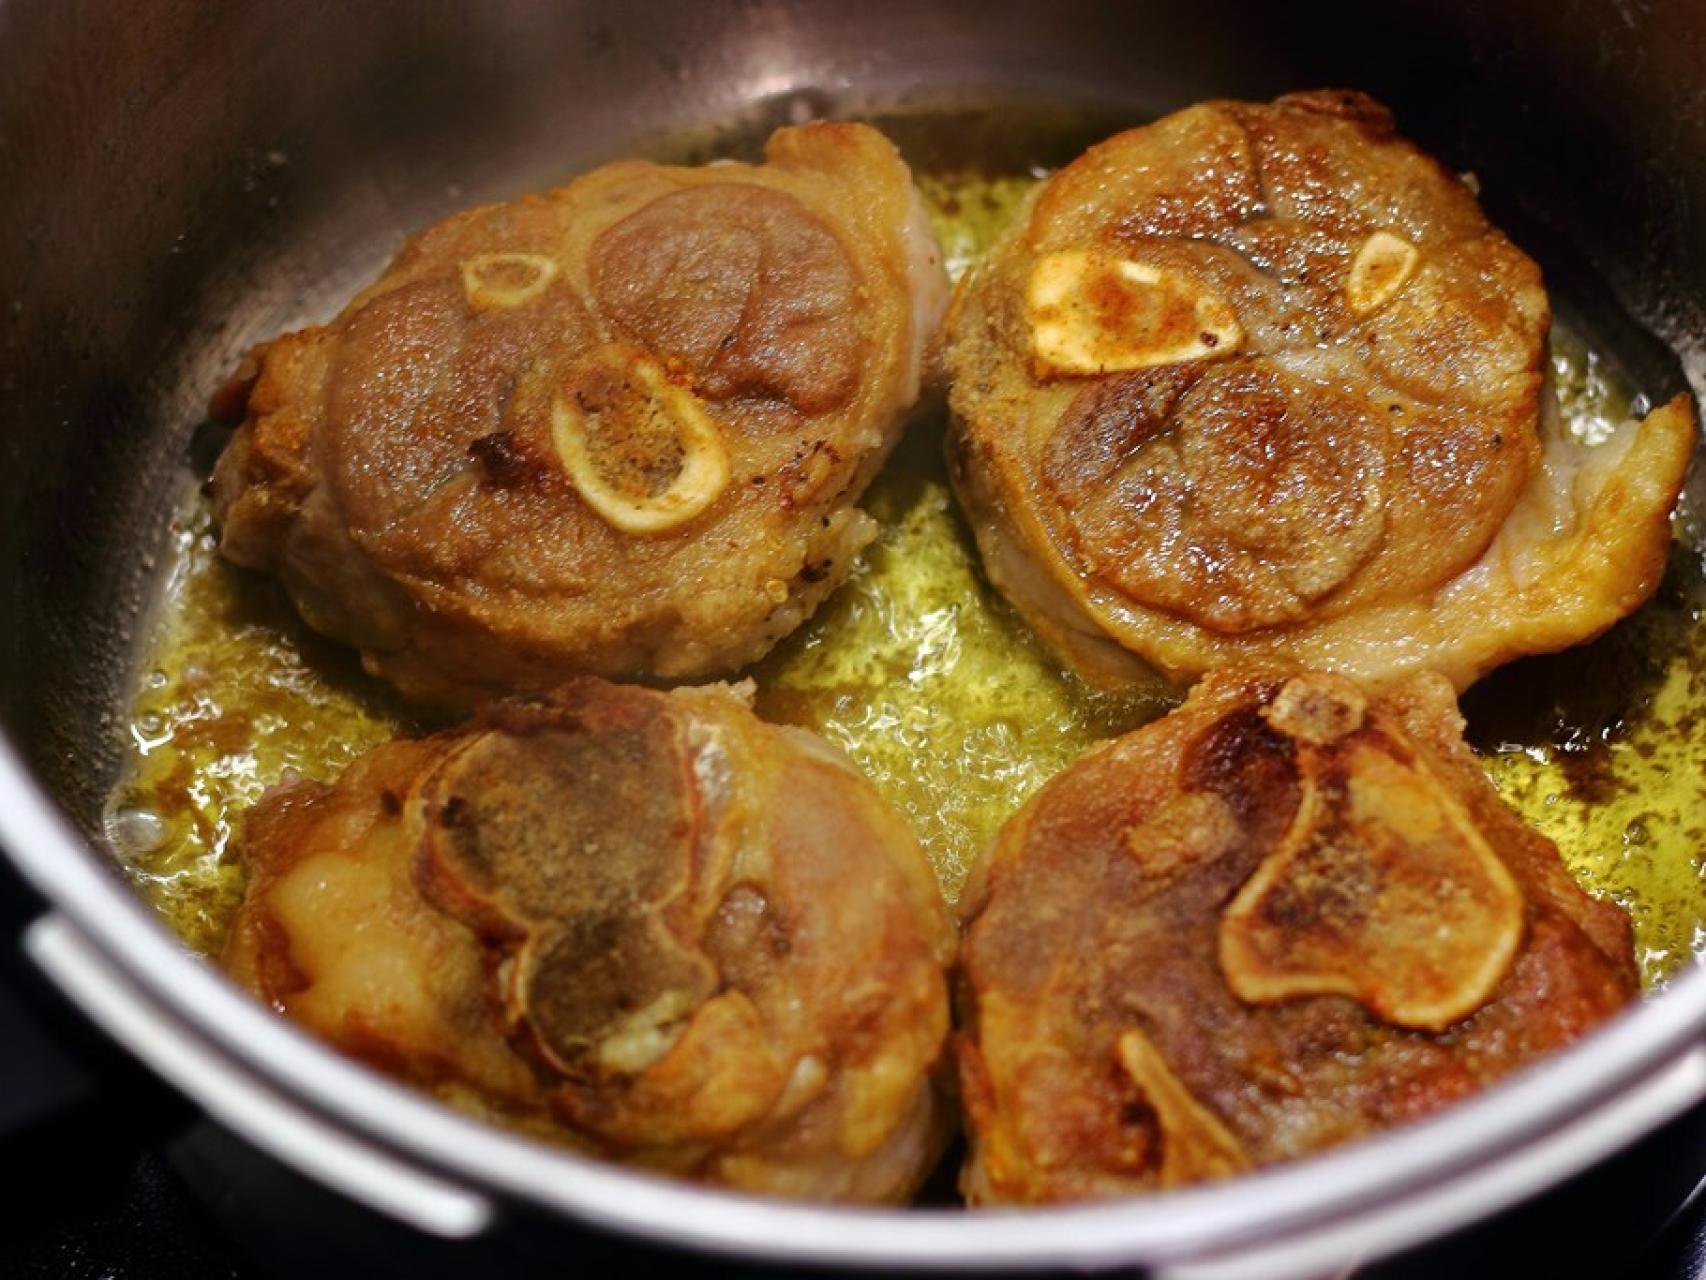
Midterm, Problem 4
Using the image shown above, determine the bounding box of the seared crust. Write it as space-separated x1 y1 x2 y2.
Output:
224 679 956 1202
213 123 948 704
957 662 1637 1204
947 91 1694 691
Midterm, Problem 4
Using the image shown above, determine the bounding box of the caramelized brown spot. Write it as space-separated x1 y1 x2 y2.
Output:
1181 706 1296 822
467 430 543 488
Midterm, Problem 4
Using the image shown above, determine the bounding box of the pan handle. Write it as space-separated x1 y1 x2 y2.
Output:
23 912 496 1241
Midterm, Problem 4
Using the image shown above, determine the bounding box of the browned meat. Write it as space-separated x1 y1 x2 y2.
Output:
947 90 1694 692
224 678 956 1202
956 663 1637 1204
212 123 948 704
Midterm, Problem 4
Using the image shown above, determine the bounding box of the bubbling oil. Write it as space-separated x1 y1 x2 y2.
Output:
105 166 1706 984
751 409 1164 902
105 509 412 953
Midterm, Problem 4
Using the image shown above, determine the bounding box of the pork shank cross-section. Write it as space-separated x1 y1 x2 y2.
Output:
225 678 957 1202
956 662 1637 1204
212 123 949 704
947 90 1694 693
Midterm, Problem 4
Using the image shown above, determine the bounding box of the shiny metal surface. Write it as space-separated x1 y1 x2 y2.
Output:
4 0 1706 1272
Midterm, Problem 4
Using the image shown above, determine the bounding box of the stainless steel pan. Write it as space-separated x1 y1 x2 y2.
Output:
5 2 1706 1274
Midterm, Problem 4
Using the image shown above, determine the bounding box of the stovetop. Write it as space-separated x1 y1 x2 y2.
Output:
4 854 1704 1280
